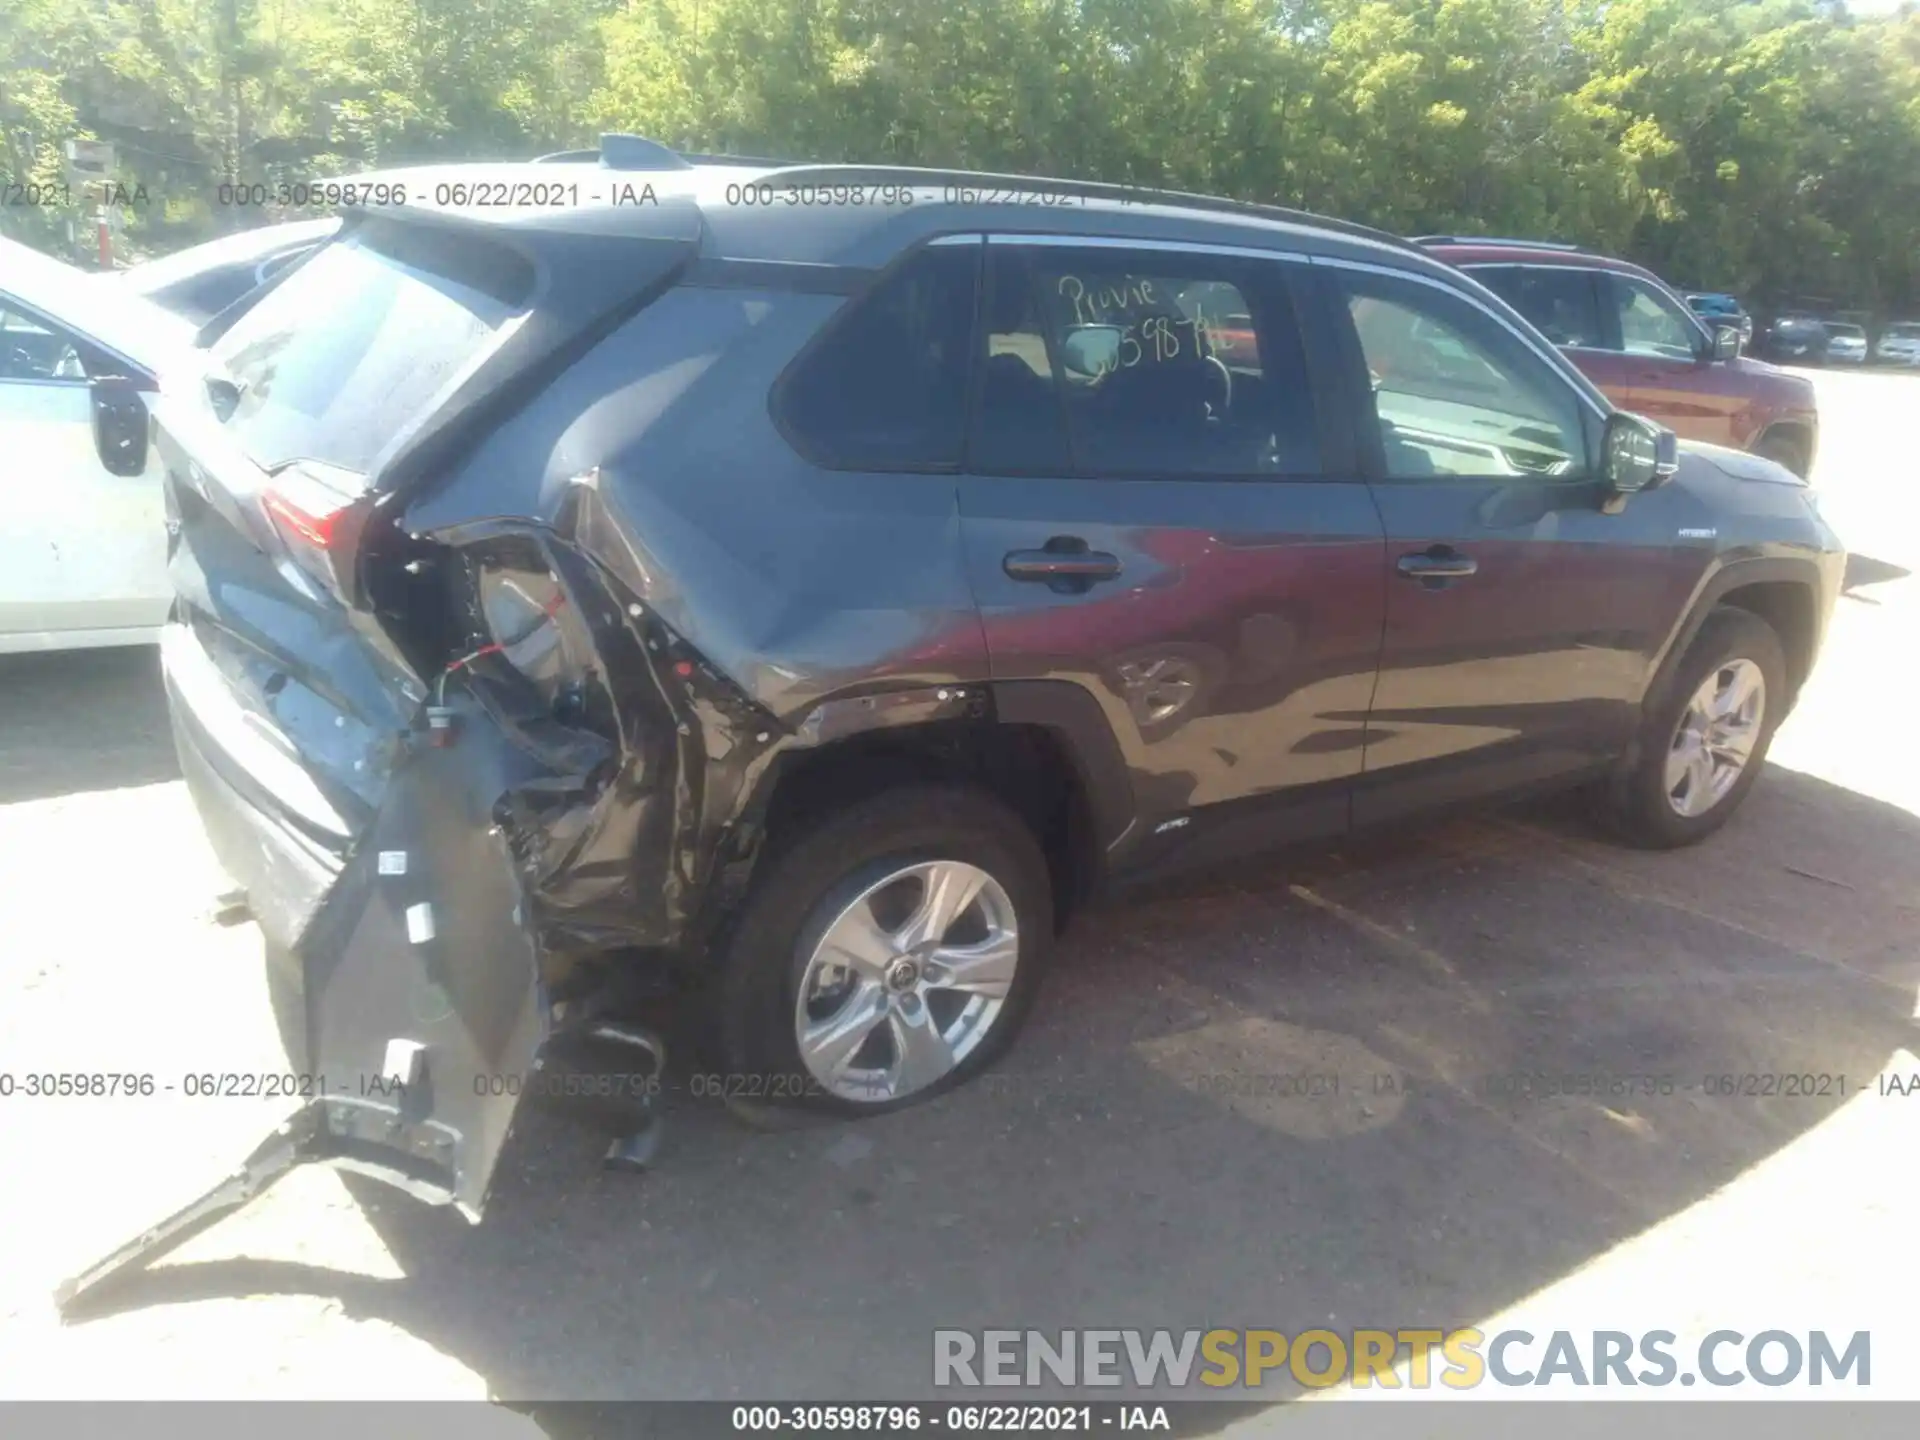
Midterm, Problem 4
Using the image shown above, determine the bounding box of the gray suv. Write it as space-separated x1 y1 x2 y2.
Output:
62 139 1843 1307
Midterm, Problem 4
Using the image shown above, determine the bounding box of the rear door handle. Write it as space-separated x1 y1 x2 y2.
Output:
1396 548 1478 582
1004 539 1122 587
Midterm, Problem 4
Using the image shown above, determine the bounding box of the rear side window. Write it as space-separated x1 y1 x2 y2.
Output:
776 242 979 471
146 271 257 327
1471 265 1601 350
210 218 532 476
979 242 1321 478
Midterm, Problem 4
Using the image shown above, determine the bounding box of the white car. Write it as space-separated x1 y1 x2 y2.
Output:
0 236 201 652
99 217 337 326
1875 322 1920 367
1824 322 1868 365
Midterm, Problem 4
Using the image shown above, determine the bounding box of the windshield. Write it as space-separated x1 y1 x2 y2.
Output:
208 217 531 476
0 235 197 371
1829 324 1865 339
1886 323 1920 339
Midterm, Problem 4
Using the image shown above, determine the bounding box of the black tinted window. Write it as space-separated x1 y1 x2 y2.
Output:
972 247 1072 473
1472 265 1601 349
980 244 1319 478
779 242 979 470
149 270 256 326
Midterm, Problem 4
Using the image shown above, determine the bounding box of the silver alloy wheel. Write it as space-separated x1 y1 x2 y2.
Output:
794 859 1019 1103
1665 657 1766 818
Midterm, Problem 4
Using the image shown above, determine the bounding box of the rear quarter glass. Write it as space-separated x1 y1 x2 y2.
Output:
208 217 533 478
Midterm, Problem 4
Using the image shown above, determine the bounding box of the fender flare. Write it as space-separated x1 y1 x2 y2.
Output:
1648 555 1825 698
1622 553 1826 782
715 678 1137 886
988 679 1137 853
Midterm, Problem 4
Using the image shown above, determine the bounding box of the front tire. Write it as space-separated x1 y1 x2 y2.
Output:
1601 606 1787 849
716 785 1053 1114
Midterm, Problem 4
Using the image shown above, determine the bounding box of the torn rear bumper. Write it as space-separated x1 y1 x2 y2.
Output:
56 626 560 1315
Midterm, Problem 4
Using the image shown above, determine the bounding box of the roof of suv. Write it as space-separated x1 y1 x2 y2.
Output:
1414 236 1660 281
340 133 1451 276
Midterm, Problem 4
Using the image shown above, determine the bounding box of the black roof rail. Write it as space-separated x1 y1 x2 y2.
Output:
530 135 693 170
1412 235 1585 252
533 143 794 169
683 151 801 168
752 163 1419 252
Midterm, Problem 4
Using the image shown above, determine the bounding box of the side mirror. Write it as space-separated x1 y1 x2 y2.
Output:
1060 324 1122 381
1601 411 1679 509
1708 321 1741 362
90 374 150 477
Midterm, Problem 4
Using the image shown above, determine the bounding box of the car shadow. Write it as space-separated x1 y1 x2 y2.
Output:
1843 553 1910 595
0 648 178 804
61 755 1919 1411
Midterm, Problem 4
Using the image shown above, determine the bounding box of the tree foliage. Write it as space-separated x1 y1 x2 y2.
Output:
2 0 1915 313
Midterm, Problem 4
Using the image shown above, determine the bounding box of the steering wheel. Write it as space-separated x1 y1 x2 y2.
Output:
1203 353 1233 419
6 345 45 379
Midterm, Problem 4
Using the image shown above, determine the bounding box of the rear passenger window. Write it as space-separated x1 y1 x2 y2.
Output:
974 243 1320 478
973 247 1072 473
778 241 979 470
1473 265 1602 350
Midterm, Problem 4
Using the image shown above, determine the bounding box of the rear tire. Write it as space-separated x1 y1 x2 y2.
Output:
1600 606 1787 849
715 785 1053 1115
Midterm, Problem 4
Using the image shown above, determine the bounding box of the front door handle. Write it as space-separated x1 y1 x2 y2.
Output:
1396 547 1479 583
1004 537 1122 590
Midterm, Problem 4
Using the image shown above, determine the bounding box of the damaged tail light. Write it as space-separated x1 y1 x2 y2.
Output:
260 460 372 606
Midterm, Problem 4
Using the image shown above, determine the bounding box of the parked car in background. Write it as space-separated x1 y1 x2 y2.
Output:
1823 321 1868 365
0 236 199 653
1686 292 1752 349
1416 238 1819 476
63 145 1847 1314
1763 313 1829 365
100 217 337 327
1875 321 1920 367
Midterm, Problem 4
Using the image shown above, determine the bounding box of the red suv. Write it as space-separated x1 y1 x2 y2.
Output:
1418 238 1819 477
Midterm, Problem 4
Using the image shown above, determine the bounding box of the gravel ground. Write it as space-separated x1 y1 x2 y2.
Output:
0 369 1915 1406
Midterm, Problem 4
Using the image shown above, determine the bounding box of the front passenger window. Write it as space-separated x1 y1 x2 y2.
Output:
1334 271 1588 480
1613 278 1701 360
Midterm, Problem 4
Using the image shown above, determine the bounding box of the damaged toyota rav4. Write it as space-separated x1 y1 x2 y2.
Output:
63 139 1844 1307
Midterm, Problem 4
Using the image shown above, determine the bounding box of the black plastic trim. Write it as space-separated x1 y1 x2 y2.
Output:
683 257 876 296
987 680 1136 853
